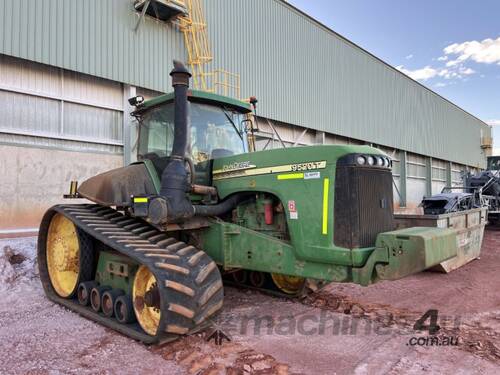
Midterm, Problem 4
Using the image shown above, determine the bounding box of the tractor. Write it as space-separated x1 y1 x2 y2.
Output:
38 61 459 343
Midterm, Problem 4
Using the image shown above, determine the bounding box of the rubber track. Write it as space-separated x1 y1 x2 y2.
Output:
38 204 224 344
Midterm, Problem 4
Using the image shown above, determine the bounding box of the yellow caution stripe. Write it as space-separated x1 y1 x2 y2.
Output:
133 197 149 203
277 173 304 180
322 178 330 235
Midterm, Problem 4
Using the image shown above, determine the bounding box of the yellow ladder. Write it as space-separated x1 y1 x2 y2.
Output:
178 0 240 98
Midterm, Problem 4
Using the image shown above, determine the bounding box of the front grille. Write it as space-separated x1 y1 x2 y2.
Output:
334 165 395 248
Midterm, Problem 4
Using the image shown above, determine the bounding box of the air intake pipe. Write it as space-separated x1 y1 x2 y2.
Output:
148 61 244 224
149 60 195 224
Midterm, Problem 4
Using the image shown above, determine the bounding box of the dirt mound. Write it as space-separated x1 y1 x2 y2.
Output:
0 238 37 291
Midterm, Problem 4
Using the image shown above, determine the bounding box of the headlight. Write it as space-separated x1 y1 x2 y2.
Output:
356 156 366 165
376 157 384 166
367 156 375 165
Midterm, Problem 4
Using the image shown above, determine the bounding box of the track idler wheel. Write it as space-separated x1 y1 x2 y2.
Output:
271 273 306 295
133 265 161 336
39 212 94 299
102 289 125 317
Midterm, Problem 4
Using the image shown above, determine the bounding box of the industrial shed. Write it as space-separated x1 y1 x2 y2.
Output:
0 0 492 235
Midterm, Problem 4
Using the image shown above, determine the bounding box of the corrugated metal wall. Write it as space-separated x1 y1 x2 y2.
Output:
0 0 490 167
0 0 185 93
205 0 491 168
0 55 124 153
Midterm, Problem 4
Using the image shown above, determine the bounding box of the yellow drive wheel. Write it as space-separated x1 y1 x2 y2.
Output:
46 213 81 297
271 273 306 295
133 265 161 336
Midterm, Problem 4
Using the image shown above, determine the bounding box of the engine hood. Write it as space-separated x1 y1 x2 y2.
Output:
78 163 157 206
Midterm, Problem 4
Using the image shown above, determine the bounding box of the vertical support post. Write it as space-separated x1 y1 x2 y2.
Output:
426 157 432 196
315 130 325 144
446 161 452 187
123 84 137 166
59 68 65 135
399 150 407 207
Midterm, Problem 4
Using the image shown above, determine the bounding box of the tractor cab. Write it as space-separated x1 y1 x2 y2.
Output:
133 90 252 185
486 156 500 171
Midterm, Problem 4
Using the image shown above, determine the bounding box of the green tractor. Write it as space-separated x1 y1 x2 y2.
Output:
38 61 458 343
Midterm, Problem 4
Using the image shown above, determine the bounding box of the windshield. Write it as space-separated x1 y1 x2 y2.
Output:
137 101 246 184
138 102 246 161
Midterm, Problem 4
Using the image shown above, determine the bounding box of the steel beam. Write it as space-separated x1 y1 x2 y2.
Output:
399 150 407 207
123 85 136 166
426 157 432 196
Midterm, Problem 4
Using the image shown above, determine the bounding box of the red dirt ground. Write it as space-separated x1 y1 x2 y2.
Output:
1 228 499 374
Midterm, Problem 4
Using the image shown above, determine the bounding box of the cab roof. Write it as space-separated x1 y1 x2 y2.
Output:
132 89 252 115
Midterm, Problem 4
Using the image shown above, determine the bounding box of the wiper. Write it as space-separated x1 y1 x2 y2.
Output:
222 108 243 141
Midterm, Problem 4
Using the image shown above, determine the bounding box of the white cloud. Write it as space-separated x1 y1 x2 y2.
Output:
445 59 460 67
405 54 414 59
396 47 478 83
459 66 475 75
488 119 500 126
396 65 438 81
443 36 500 65
396 63 475 82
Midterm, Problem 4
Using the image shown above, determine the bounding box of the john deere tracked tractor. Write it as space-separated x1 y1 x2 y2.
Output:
38 61 459 343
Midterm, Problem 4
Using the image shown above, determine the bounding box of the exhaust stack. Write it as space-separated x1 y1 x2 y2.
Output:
149 61 194 224
148 60 246 224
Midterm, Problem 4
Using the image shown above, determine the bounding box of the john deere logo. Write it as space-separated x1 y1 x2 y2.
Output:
222 161 255 172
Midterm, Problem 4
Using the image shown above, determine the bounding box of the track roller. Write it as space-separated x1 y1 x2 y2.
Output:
232 270 248 284
249 271 266 288
90 286 111 312
102 289 125 317
115 295 136 324
77 281 97 306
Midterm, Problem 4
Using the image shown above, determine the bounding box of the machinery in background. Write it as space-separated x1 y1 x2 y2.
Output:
420 156 500 222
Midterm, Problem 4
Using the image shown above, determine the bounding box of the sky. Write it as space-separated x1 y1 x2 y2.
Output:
288 0 500 153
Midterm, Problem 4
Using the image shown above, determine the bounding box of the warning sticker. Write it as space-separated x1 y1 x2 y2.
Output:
290 211 298 220
288 200 296 212
304 171 320 180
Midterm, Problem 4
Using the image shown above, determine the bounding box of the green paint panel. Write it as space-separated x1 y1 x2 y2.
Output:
211 144 386 266
200 219 351 283
95 251 138 294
